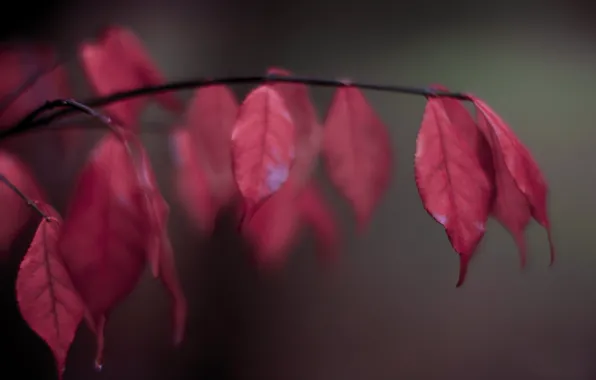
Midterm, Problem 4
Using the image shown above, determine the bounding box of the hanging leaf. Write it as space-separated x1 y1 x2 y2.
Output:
170 127 215 233
241 178 301 269
323 86 393 231
79 26 182 131
185 84 239 211
0 150 45 253
58 133 151 367
133 139 187 345
431 85 532 268
267 67 323 187
298 181 339 265
415 96 493 286
16 205 85 379
231 85 296 211
471 97 555 265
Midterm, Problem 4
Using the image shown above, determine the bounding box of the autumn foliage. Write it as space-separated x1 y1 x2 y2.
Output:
0 26 554 378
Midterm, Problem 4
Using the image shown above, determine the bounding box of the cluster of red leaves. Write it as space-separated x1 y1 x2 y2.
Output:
0 26 552 378
415 86 554 286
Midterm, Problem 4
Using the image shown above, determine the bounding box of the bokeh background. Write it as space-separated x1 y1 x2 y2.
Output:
1 0 596 379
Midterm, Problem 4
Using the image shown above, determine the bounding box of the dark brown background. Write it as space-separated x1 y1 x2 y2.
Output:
1 0 596 379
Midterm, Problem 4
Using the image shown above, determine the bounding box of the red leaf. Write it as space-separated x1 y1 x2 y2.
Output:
134 141 187 345
297 181 339 265
58 133 151 366
170 127 215 233
0 151 45 253
241 178 301 269
267 67 323 187
431 86 531 268
185 85 239 211
79 26 182 131
323 86 393 231
16 205 85 379
231 85 296 211
471 97 555 265
415 96 493 287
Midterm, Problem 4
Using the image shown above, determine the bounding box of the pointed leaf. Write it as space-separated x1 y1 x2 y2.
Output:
0 151 45 252
79 26 182 131
185 85 239 209
415 96 493 286
170 127 215 233
471 97 555 264
231 85 296 210
432 86 531 268
16 205 85 379
323 86 393 230
267 67 323 187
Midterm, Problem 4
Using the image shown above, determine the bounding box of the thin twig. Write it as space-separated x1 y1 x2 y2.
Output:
0 75 470 140
0 174 49 220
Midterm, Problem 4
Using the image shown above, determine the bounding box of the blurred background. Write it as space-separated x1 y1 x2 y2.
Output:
1 0 596 379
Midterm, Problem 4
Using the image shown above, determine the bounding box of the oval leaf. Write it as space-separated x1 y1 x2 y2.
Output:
16 205 85 379
471 97 554 264
58 133 150 364
79 26 182 130
231 85 296 209
322 86 392 231
185 85 239 209
415 96 493 286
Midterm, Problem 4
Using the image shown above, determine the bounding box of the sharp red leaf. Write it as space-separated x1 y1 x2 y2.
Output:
170 127 215 233
0 151 45 253
79 26 182 131
415 96 493 287
231 85 296 211
185 84 239 212
432 85 532 268
323 86 393 231
471 97 555 265
16 205 85 379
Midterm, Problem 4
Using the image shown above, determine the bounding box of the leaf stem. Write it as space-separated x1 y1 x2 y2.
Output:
0 174 49 220
0 75 470 140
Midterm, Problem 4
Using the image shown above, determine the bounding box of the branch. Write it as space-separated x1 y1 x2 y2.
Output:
0 174 49 220
0 75 470 140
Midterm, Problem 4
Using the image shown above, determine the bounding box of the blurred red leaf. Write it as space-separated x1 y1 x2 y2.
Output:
0 150 45 253
170 127 215 233
231 85 296 212
16 205 84 380
241 178 301 269
58 132 151 367
471 97 554 265
267 67 322 187
323 86 392 231
415 96 493 286
79 26 182 131
298 181 339 264
185 85 239 212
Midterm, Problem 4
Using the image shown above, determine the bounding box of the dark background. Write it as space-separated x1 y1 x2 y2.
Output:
1 0 596 379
